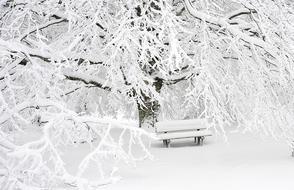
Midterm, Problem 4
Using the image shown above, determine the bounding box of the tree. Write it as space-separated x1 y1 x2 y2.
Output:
1 0 294 189
0 0 195 128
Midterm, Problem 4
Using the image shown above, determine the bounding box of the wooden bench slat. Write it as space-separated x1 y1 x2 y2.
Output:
156 119 207 127
155 119 208 132
156 125 207 132
156 130 212 140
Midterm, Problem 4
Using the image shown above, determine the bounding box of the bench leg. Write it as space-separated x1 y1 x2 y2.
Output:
194 137 198 144
199 136 205 145
166 139 171 148
197 137 201 145
163 140 171 148
163 140 167 147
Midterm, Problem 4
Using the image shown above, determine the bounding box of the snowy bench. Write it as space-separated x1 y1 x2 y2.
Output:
155 119 212 147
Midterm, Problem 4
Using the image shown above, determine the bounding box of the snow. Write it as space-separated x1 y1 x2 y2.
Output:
4 122 294 190
156 130 212 140
105 128 293 190
155 119 208 132
2 0 294 189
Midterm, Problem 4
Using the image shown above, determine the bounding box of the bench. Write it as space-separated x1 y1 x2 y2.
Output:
155 119 212 147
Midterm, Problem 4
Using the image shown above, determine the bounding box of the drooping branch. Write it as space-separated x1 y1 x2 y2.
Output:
153 68 196 86
226 8 257 20
19 18 68 41
182 0 279 61
0 38 111 91
164 72 196 85
62 69 111 91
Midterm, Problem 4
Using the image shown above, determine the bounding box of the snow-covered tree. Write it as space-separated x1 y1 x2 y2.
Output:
1 0 294 189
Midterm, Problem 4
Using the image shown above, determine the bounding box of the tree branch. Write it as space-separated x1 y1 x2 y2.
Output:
183 0 279 63
19 18 68 41
62 69 111 91
226 8 257 20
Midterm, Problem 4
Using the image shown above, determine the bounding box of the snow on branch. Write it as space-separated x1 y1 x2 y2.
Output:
183 0 280 59
225 8 257 20
0 98 154 189
19 18 68 41
62 69 111 91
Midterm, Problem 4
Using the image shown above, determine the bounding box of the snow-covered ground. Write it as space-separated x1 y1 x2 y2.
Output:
10 126 294 190
13 126 293 190
106 129 294 190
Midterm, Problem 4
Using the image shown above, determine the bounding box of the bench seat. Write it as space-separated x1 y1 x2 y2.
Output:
156 130 212 140
155 119 212 147
155 119 207 133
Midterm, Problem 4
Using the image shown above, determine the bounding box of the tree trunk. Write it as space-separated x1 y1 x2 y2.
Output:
138 77 163 128
138 99 160 128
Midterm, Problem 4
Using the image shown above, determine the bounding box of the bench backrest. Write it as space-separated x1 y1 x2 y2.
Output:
155 119 208 133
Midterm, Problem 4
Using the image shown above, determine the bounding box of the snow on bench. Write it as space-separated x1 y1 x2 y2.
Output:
155 119 212 147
